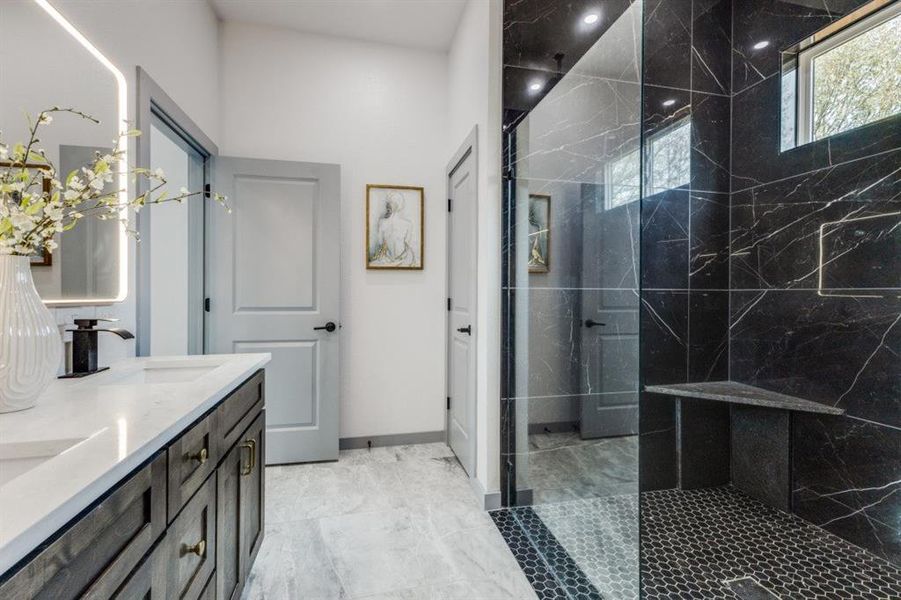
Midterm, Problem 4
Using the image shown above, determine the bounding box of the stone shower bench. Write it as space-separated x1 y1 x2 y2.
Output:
643 380 844 512
644 381 845 415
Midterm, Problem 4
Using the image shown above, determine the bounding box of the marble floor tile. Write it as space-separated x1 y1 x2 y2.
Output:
525 433 638 503
244 442 535 600
242 518 349 599
319 508 458 597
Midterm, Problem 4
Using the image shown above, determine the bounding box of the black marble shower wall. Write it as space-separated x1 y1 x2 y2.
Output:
639 0 900 566
638 0 733 493
730 0 900 565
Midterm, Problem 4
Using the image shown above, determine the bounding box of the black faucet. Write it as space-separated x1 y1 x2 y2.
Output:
60 318 134 378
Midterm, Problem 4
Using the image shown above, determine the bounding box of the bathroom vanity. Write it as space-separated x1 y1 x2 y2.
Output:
0 353 270 599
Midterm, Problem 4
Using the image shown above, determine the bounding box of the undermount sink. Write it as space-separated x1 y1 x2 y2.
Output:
0 438 87 487
98 358 227 386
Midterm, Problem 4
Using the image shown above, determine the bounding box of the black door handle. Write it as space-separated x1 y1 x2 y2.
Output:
457 325 472 335
584 319 606 328
314 321 337 333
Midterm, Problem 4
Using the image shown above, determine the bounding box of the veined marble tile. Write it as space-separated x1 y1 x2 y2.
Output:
266 463 403 523
355 578 536 600
253 442 531 599
242 518 348 599
319 508 457 597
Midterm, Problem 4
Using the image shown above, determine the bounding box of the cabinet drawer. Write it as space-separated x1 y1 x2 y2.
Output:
217 370 264 456
111 537 167 599
166 475 216 600
198 572 216 600
168 411 217 522
0 453 167 600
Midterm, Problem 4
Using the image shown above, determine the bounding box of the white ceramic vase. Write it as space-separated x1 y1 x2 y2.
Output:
0 255 61 413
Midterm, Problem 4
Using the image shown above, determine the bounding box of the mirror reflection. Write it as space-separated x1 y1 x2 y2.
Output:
0 0 121 302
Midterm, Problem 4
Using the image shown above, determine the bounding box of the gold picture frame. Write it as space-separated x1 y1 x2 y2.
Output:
528 194 550 273
0 161 53 267
366 184 425 270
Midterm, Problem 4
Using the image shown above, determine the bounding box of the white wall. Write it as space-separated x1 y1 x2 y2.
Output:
447 0 503 494
46 0 221 366
219 22 449 439
35 2 503 483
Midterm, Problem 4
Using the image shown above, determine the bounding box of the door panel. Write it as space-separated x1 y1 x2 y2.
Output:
209 157 340 464
580 291 640 438
233 176 317 310
447 146 477 476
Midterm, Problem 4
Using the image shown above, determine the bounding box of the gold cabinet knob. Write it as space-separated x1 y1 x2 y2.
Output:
183 539 206 558
188 447 208 465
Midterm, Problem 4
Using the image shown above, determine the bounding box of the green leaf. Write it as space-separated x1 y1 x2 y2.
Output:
25 201 45 215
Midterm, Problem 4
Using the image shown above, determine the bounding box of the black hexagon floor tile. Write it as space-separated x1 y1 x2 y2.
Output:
641 486 901 599
492 486 901 600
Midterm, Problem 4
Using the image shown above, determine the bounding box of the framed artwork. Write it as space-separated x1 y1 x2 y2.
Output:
0 161 53 266
366 184 424 270
528 194 550 273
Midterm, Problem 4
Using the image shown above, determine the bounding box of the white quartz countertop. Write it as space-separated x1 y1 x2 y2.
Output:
0 353 270 575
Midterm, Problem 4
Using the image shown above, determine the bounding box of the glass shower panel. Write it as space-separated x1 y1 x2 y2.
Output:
502 2 642 597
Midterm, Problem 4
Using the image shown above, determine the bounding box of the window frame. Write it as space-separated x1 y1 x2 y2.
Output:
604 116 692 210
604 147 640 210
794 0 900 145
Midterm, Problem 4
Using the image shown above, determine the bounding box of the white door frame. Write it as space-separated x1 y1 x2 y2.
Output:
135 67 217 357
445 126 479 476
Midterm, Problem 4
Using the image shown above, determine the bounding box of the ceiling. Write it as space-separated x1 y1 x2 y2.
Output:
210 0 468 51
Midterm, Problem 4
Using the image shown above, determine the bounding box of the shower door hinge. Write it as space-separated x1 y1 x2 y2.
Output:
447 297 452 311
204 297 211 312
447 396 451 410
447 197 452 212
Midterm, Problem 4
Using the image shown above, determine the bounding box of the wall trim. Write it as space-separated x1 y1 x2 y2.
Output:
469 472 502 511
338 430 445 450
527 421 579 435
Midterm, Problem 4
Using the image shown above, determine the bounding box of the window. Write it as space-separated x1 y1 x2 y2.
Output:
605 148 640 209
605 118 691 209
645 119 691 195
783 0 901 149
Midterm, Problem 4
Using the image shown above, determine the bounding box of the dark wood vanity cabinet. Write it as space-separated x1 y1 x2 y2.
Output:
0 370 266 600
216 411 265 600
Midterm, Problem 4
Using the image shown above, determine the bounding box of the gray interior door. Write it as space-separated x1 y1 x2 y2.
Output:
207 157 341 464
579 200 640 439
447 145 477 476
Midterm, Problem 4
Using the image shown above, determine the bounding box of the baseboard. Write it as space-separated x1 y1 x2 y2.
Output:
528 421 579 435
338 430 445 450
469 475 502 511
515 487 534 506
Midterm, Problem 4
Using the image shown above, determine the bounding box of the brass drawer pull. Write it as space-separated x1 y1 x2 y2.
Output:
240 439 256 476
187 447 208 465
182 539 206 558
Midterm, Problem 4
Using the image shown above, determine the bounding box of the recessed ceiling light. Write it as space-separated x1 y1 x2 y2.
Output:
583 13 600 25
662 99 676 107
529 82 543 92
753 40 770 50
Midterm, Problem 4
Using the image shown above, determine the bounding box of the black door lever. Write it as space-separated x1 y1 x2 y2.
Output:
314 321 337 332
457 325 472 335
584 319 606 328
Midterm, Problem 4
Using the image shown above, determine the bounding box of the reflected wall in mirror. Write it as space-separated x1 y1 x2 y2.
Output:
0 0 125 304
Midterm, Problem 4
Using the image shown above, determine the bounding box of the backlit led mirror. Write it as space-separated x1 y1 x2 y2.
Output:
0 0 127 305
